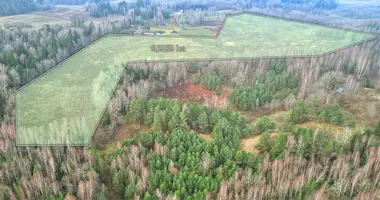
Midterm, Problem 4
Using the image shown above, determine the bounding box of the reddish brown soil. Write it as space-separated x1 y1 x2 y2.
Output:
165 83 215 100
161 82 230 109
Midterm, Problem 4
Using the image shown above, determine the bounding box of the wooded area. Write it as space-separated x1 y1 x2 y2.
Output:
1 0 380 199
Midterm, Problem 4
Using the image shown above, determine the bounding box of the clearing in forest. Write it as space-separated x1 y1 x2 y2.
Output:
0 5 85 29
0 14 70 29
16 12 378 145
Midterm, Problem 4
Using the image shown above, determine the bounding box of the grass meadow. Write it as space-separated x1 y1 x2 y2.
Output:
16 13 377 145
0 14 70 29
0 5 84 29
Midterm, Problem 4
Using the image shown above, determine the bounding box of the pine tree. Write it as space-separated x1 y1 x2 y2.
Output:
152 105 162 132
145 111 154 125
318 104 344 125
94 191 107 200
179 112 190 131
125 182 136 199
129 97 145 124
160 110 168 130
143 192 157 200
169 104 181 131
197 111 209 132
255 116 276 134
269 133 287 159
145 101 156 125
256 131 273 151
289 101 316 124
209 111 222 128
112 171 125 196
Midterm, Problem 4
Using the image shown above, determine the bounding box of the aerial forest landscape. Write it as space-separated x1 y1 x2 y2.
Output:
16 12 376 145
1 0 380 200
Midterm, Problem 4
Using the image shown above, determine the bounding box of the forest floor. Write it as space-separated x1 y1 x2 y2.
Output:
113 123 151 142
197 132 212 141
349 88 380 126
96 123 151 155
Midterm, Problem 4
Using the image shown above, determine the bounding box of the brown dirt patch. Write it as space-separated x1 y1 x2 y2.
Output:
114 123 151 141
240 133 277 154
160 82 230 108
240 136 260 153
165 82 215 100
93 123 151 150
198 132 212 141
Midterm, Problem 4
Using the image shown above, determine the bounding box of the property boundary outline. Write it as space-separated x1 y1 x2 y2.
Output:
15 11 380 146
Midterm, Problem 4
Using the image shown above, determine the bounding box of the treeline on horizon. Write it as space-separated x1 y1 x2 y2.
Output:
87 0 339 18
0 0 108 16
0 0 339 17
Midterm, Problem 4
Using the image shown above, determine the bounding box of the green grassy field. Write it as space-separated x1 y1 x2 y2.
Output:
16 13 377 145
0 14 70 29
0 5 85 29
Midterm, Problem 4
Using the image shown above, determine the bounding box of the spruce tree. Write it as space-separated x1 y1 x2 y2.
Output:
160 109 168 130
169 104 181 131
255 116 276 134
144 101 156 125
289 101 316 124
257 131 273 151
197 111 209 132
209 111 222 128
152 105 162 132
270 133 287 159
179 112 190 131
318 104 344 125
